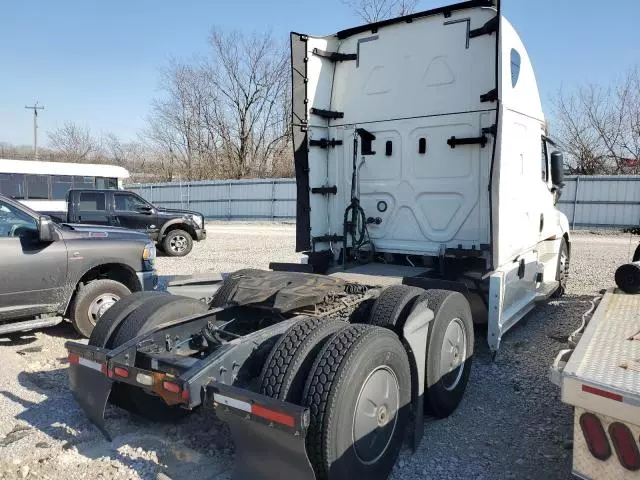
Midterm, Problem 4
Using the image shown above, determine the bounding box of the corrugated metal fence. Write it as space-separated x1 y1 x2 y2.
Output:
127 176 640 228
127 179 297 220
558 176 640 229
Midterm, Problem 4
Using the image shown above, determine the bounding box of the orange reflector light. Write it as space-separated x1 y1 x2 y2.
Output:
580 413 612 461
163 381 181 393
114 367 129 378
609 422 640 471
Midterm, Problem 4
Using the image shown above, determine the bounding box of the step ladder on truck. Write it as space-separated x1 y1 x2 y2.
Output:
65 1 572 479
551 258 640 479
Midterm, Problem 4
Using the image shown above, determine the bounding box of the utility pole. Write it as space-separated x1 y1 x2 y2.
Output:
25 102 44 160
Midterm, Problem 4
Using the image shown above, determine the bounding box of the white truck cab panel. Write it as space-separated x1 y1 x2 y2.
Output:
291 0 569 351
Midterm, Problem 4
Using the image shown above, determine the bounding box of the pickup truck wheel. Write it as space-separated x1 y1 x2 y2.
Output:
259 317 345 402
89 292 170 348
109 295 208 421
422 290 474 418
163 229 193 257
367 285 423 332
70 279 131 338
302 324 411 480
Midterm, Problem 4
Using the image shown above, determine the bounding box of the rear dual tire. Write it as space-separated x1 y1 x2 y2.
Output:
358 285 474 417
259 320 411 480
89 292 208 421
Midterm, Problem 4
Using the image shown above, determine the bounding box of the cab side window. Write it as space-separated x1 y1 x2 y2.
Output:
541 138 549 182
114 193 148 212
0 201 38 238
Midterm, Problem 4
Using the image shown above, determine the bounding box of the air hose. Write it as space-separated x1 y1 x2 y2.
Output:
343 134 374 266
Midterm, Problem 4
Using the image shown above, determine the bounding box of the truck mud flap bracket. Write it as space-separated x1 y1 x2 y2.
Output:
206 382 315 480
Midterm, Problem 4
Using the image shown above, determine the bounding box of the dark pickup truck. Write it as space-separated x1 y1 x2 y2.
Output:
45 189 206 257
0 194 158 337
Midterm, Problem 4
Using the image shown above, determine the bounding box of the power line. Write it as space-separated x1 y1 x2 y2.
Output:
25 102 45 160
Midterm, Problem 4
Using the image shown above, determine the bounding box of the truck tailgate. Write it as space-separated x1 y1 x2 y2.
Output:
562 289 640 425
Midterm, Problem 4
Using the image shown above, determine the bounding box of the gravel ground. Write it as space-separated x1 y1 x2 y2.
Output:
0 224 636 480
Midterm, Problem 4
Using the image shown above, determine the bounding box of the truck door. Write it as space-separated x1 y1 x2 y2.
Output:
537 137 560 242
113 191 159 236
73 191 111 225
0 198 67 321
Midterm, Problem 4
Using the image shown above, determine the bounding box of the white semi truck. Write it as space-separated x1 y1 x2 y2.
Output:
66 1 572 478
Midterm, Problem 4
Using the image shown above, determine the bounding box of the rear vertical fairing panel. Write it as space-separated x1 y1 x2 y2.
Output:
290 32 338 252
290 33 311 251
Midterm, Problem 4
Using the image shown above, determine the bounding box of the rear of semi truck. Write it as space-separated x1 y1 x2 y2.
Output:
66 2 575 479
551 290 640 478
293 0 569 352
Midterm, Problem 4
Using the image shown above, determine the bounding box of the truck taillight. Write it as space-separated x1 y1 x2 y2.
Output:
608 422 640 471
580 413 612 461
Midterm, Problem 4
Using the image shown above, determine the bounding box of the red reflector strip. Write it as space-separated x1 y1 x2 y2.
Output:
251 404 296 428
582 384 623 402
609 422 640 471
68 353 79 364
114 367 129 378
163 381 181 393
212 393 296 428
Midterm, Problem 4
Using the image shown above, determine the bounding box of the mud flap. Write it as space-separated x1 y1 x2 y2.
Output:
207 383 316 480
68 362 113 441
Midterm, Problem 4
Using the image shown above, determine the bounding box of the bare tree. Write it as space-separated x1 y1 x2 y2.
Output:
145 29 291 180
341 0 419 23
553 68 640 175
206 28 290 179
48 121 100 162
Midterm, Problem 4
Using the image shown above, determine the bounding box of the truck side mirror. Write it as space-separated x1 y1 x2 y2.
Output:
38 215 57 242
137 205 155 214
550 151 565 187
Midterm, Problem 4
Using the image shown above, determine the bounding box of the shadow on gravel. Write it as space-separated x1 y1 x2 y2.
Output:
441 293 593 480
0 321 81 347
0 366 234 480
0 332 38 347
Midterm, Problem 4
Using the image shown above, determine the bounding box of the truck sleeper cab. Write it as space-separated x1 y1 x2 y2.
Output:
66 2 571 479
292 0 569 352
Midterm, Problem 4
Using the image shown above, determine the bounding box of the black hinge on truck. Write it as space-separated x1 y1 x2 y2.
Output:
469 16 499 39
480 88 498 103
309 138 343 148
311 108 344 119
447 135 489 148
311 186 338 195
312 48 357 62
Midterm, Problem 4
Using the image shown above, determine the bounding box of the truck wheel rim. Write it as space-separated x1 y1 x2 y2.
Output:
440 318 467 391
88 294 120 325
352 366 399 465
559 250 569 285
170 235 188 253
